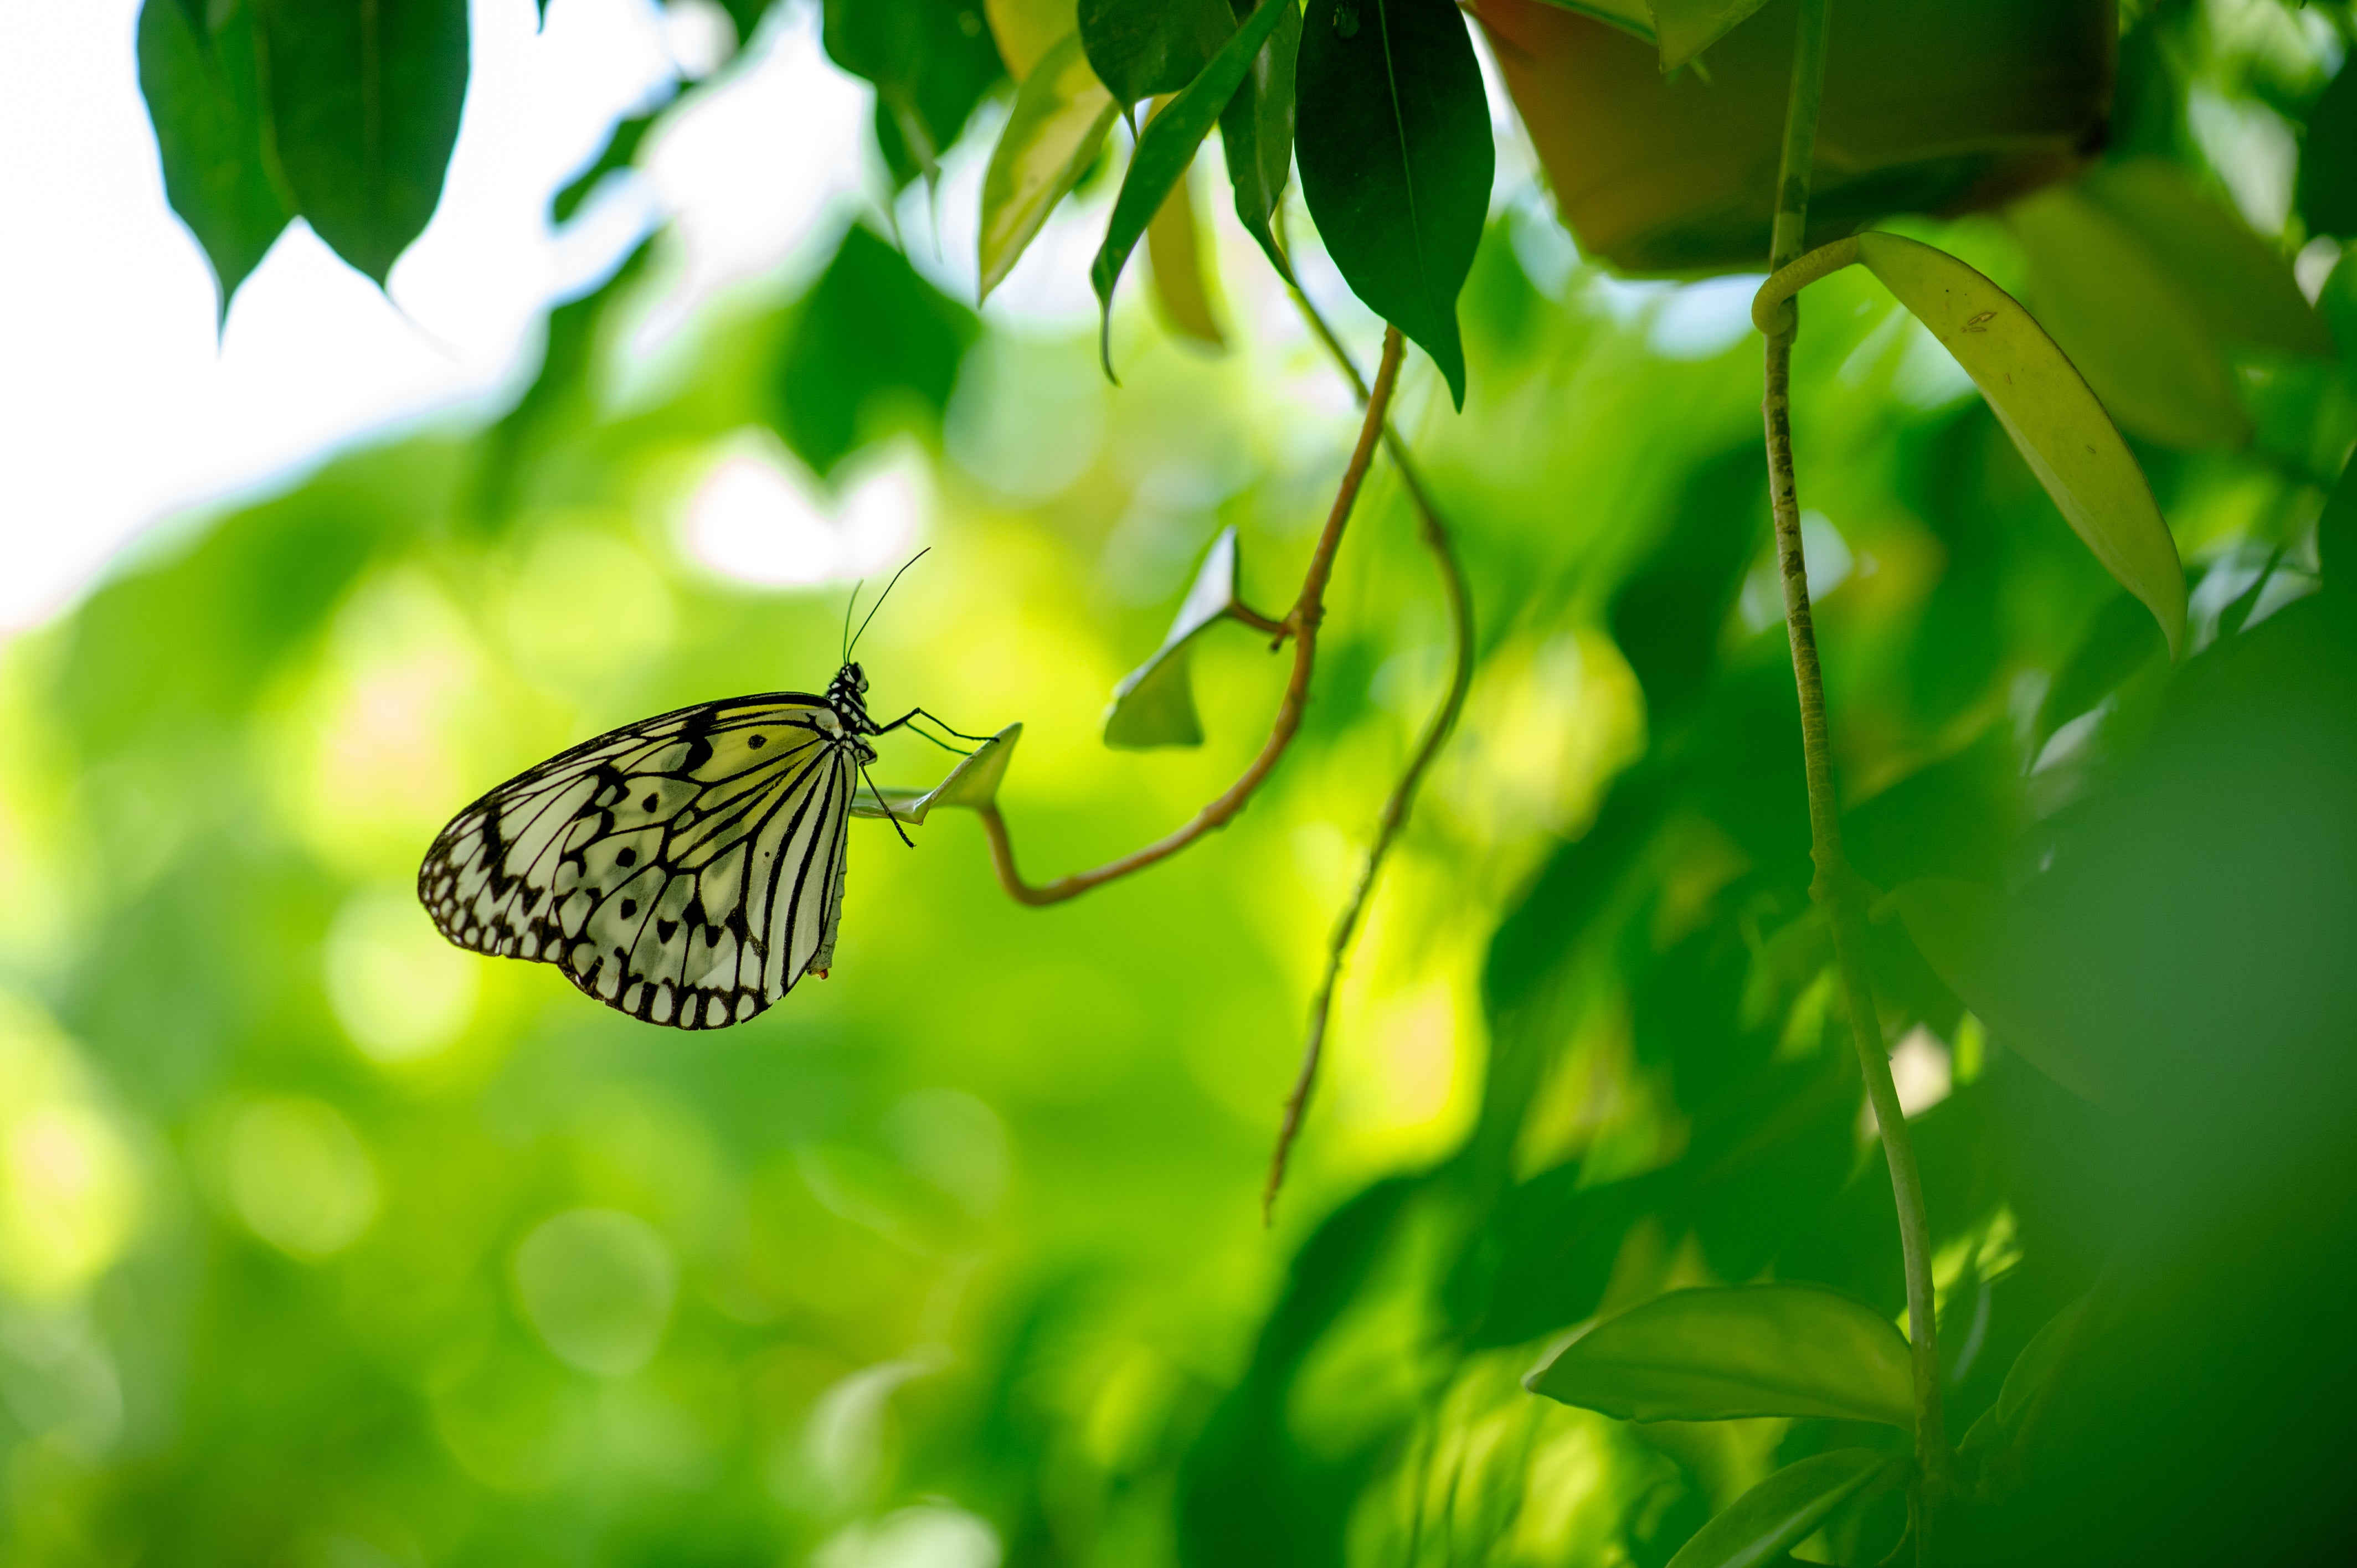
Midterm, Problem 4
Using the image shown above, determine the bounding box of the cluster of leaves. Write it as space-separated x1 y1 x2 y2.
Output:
90 0 2357 1564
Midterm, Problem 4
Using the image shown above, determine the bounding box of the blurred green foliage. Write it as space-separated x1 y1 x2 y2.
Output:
22 0 2357 1564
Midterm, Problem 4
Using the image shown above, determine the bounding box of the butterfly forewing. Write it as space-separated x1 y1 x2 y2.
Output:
418 693 862 1029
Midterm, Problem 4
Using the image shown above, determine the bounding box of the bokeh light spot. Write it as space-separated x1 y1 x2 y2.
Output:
326 884 481 1065
225 1098 379 1260
512 1208 678 1378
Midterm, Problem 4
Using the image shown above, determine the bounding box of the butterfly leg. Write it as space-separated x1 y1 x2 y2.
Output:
860 761 917 848
872 707 992 749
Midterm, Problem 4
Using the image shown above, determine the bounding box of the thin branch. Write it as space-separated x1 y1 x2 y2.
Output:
1263 288 1476 1220
976 328 1409 905
1758 0 1951 1515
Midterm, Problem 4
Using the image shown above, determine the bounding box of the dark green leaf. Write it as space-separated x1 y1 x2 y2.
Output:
2298 59 2357 241
1665 1450 1907 1568
2034 592 2167 749
2081 158 2330 360
775 225 980 476
709 0 776 50
1525 1283 1916 1427
823 0 1006 185
2322 445 2357 592
1088 0 1289 377
1219 0 1300 279
1077 0 1233 105
552 110 663 224
1960 1295 2086 1454
1296 0 1492 408
254 0 469 286
1104 528 1244 747
137 0 292 319
1891 880 2114 1103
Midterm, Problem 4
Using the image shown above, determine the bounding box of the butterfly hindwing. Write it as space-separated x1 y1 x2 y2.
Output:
418 693 863 1029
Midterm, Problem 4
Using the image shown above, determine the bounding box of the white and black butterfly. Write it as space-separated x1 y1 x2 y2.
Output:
418 568 976 1030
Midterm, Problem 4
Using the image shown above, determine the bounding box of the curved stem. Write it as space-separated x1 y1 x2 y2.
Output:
976 328 1408 906
1262 289 1476 1220
1759 0 1949 1514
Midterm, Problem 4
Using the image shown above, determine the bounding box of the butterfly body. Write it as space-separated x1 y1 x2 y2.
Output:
419 661 898 1030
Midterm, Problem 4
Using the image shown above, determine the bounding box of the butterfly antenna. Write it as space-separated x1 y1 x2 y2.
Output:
840 580 865 666
847 548 930 658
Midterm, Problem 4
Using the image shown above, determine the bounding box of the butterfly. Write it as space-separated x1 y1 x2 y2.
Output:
416 560 978 1030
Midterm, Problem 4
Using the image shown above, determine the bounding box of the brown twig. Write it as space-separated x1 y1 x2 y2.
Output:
976 327 1408 905
1262 292 1476 1221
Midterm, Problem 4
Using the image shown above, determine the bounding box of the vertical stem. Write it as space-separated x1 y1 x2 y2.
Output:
1759 0 1951 1509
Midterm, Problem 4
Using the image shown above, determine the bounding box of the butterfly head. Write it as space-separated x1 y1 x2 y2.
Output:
827 662 872 727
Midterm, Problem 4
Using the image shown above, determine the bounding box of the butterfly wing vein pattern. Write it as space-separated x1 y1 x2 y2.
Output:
418 694 864 1029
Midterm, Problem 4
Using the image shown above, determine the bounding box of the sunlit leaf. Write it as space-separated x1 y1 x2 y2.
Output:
1646 0 1769 72
2083 159 2332 360
2008 187 2250 451
1892 880 2113 1103
853 725 1024 824
1219 0 1301 279
1857 230 2188 657
1146 152 1227 348
979 30 1118 301
1077 0 1233 106
1104 528 1246 749
985 0 1079 79
1297 0 1493 409
1524 1283 1915 1427
1665 1449 1907 1568
1089 0 1289 376
254 0 469 286
137 0 292 321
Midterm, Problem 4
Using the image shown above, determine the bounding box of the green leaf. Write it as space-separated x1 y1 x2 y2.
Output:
137 0 292 319
1960 1296 2086 1456
853 725 1022 823
552 109 662 225
1891 880 2113 1103
1219 0 1301 280
1665 1450 1907 1568
2082 159 2332 360
1077 0 1233 106
2298 59 2357 242
1857 230 2188 658
1519 0 1654 43
822 0 1007 186
2007 186 2248 452
1088 0 1289 377
1645 0 1769 73
254 0 469 286
1297 0 1493 409
979 30 1118 301
776 225 980 477
1524 1283 1915 1427
1104 527 1246 748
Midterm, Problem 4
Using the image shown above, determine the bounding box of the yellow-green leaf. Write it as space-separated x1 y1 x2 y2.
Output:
2082 158 2332 360
985 0 1077 80
1146 150 1226 348
1666 1450 1907 1568
1857 230 2188 657
1104 527 1243 749
852 725 1023 824
2008 185 2249 452
1646 0 1768 71
980 30 1119 301
1524 1283 1915 1427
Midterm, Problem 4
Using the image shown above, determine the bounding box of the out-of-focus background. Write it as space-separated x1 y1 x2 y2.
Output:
3 0 2355 1562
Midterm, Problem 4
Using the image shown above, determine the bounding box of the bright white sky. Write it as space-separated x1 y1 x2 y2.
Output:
0 0 1111 632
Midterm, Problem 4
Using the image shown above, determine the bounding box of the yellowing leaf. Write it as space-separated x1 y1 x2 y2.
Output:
985 0 1078 80
980 30 1119 301
1857 230 2188 657
1524 1283 1915 1427
1666 1450 1907 1568
852 725 1023 824
1104 527 1244 749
